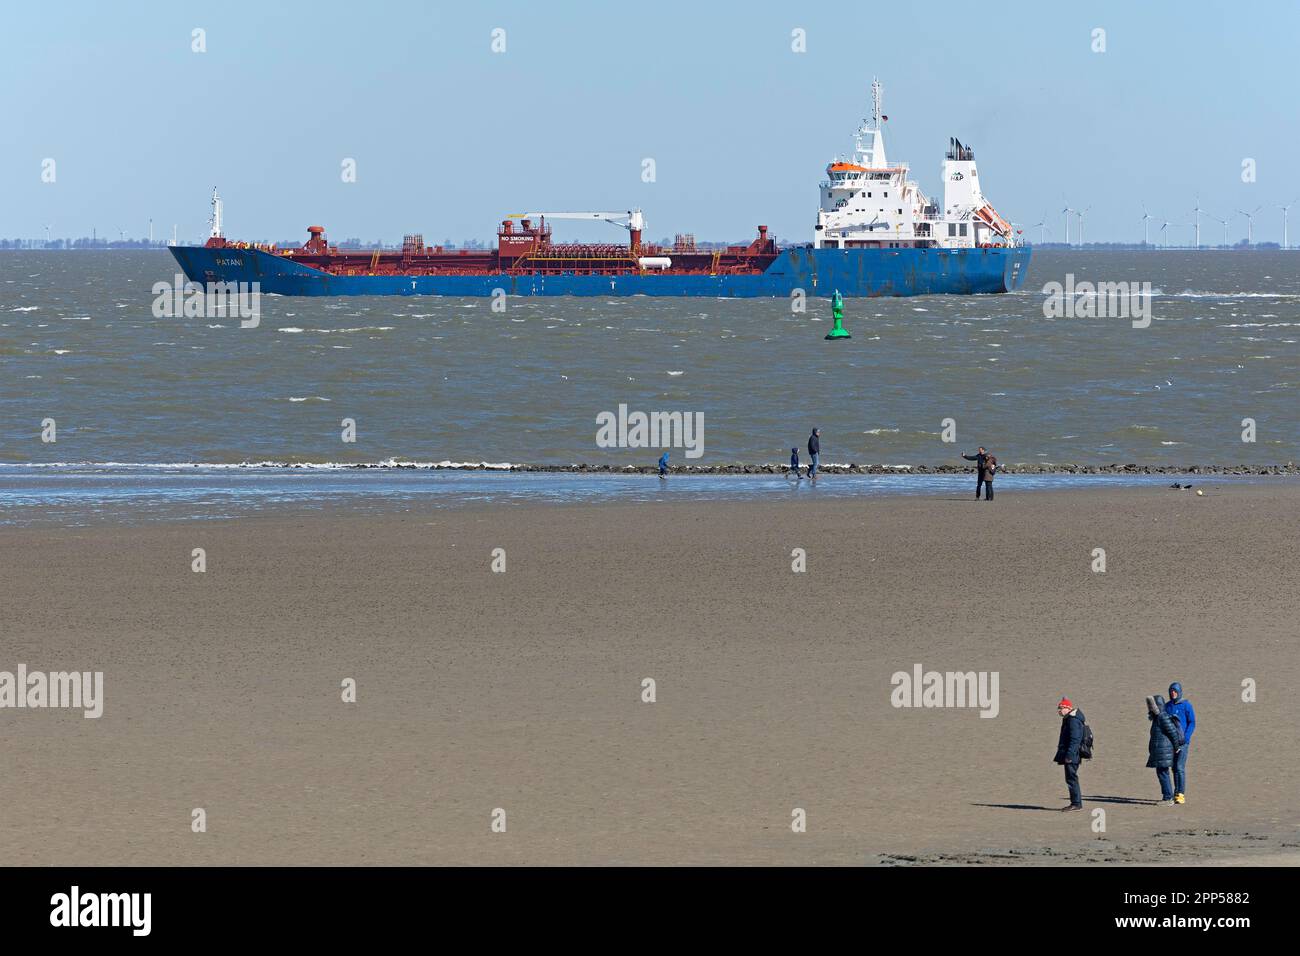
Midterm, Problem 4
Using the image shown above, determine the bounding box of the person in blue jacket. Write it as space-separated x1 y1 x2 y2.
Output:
1165 681 1196 804
789 447 802 480
658 451 669 480
1145 695 1185 806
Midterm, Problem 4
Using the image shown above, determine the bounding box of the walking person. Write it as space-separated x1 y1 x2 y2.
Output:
1145 695 1185 806
1165 681 1196 804
1053 697 1087 811
962 447 992 500
788 447 802 481
658 450 669 480
807 428 821 482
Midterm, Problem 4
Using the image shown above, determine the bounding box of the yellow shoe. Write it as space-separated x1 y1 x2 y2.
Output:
1174 793 1185 805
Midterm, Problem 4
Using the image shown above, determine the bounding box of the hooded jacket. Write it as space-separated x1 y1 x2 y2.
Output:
1146 695 1184 769
808 432 820 456
1165 682 1196 743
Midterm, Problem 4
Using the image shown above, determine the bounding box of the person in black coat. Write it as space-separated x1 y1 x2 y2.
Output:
1053 696 1085 810
962 447 992 500
1146 694 1185 805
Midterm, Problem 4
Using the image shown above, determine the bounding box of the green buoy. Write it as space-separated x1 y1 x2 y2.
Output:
825 290 851 339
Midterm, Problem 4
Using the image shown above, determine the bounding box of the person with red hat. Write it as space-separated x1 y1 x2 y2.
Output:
1053 697 1087 811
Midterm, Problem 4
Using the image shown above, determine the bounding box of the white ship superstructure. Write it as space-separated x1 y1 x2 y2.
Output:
814 78 1016 250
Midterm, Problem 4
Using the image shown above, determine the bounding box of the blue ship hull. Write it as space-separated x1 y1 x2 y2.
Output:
169 244 1031 297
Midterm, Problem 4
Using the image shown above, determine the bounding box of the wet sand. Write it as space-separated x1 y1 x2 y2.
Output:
2 482 1298 865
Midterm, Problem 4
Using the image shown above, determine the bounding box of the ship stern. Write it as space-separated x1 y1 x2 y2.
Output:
1003 245 1032 292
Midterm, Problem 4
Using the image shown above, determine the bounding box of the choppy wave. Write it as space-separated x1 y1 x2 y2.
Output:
4 248 1299 470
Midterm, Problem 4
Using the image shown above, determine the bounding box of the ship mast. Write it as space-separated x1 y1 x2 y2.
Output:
852 77 887 169
208 187 224 240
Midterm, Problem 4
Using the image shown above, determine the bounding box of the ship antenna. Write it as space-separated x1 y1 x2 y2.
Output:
870 77 882 130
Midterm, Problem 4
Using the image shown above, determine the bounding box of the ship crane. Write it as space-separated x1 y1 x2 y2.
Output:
508 209 647 250
510 210 645 233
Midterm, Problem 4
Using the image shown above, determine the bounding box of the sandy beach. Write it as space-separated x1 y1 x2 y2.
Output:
2 482 1298 866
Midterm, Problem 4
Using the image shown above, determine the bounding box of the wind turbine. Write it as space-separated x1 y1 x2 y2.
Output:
1030 214 1050 245
1159 219 1173 249
1061 204 1074 245
1076 206 1091 247
1140 203 1153 246
44 223 53 245
1278 199 1298 250
1191 196 1203 250
1208 214 1228 249
1236 206 1262 246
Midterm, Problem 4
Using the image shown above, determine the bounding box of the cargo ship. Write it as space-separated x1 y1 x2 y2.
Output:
170 79 1030 298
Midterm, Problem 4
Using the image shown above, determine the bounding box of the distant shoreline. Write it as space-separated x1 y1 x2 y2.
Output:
5 245 1300 254
330 461 1300 476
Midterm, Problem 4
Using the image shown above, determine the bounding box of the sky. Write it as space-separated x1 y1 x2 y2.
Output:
3 0 1298 245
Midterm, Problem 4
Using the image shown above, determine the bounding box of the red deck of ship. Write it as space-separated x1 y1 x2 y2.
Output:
206 219 781 277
